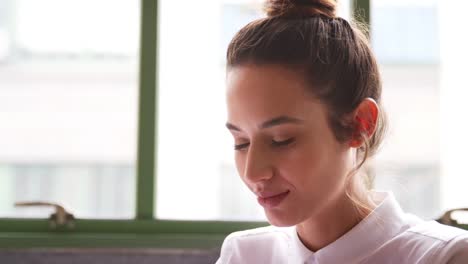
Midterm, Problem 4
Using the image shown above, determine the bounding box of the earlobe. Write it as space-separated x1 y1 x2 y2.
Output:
349 138 362 148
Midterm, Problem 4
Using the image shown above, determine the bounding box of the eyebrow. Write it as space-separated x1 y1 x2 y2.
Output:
226 116 303 132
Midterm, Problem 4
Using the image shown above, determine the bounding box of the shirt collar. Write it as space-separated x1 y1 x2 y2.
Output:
292 191 409 264
289 225 315 263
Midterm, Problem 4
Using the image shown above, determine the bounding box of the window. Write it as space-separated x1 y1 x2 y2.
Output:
371 0 440 219
0 0 140 219
1 0 465 249
372 0 468 224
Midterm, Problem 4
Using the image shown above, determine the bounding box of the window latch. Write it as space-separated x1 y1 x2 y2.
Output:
15 201 75 229
436 208 468 227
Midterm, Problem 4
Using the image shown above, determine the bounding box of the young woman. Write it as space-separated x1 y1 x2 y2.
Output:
217 0 468 263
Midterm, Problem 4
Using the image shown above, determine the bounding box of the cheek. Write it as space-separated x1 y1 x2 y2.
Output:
234 153 246 179
278 141 329 186
280 154 316 185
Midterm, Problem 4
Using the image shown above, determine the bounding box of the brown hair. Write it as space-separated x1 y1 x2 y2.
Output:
227 0 386 215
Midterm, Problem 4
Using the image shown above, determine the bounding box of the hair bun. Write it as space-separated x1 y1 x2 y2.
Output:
264 0 337 19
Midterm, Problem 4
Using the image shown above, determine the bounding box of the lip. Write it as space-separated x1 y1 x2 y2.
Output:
257 190 290 208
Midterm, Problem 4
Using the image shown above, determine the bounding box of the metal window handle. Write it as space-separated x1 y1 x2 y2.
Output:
15 201 75 229
436 208 468 227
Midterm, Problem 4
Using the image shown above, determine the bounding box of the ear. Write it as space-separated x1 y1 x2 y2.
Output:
349 98 379 148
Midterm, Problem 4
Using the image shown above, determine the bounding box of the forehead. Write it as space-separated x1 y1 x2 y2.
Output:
226 65 326 130
226 64 309 103
226 64 325 127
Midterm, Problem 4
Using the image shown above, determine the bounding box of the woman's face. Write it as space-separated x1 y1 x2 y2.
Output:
226 64 354 227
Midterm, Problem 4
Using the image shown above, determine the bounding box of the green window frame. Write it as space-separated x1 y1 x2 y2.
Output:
5 0 446 250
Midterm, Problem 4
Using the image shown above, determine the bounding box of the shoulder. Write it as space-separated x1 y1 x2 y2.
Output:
425 223 468 264
216 226 293 264
406 220 467 241
443 234 468 264
404 221 468 263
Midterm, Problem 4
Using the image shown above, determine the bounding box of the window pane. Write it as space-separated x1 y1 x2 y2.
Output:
156 0 351 221
371 0 442 219
438 2 468 221
0 0 140 219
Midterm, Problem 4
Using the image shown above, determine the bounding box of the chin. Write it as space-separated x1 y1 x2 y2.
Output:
265 209 299 227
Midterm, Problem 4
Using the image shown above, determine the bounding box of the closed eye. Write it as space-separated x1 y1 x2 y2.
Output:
234 142 250 151
234 138 295 151
272 138 295 147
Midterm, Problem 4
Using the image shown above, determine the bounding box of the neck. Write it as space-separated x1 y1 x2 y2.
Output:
296 192 373 252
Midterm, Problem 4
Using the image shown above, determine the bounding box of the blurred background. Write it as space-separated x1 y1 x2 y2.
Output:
0 0 467 223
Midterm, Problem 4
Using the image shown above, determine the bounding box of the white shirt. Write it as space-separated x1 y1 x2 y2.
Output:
216 192 468 264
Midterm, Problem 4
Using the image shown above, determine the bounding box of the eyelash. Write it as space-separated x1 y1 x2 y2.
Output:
234 138 295 151
272 138 295 147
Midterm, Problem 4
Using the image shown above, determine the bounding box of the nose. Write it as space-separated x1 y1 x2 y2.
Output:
242 143 273 184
